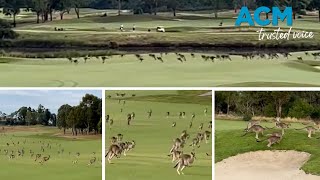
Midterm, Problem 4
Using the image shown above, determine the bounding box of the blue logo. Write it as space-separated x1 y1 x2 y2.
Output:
235 6 293 26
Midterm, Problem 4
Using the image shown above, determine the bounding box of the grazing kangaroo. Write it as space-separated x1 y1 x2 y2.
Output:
174 152 196 175
257 133 283 147
242 125 265 139
168 150 182 163
106 144 123 163
295 126 319 138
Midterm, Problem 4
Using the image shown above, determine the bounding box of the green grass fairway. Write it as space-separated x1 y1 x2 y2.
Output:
215 119 320 175
0 126 101 180
106 91 212 180
1 51 320 87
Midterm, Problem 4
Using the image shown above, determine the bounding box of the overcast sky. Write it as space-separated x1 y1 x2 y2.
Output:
0 90 102 114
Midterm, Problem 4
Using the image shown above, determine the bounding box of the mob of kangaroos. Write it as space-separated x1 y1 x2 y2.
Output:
242 117 320 147
106 133 136 164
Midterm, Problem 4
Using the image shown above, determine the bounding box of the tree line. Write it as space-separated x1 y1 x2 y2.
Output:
0 104 57 126
57 93 102 136
0 0 319 27
215 91 320 121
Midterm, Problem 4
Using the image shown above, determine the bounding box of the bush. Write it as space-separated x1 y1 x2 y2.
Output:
242 114 252 121
288 99 313 119
310 108 320 121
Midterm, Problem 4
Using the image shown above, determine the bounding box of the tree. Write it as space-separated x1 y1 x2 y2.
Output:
66 106 78 136
73 0 89 19
57 104 72 134
56 0 72 20
167 0 180 16
271 92 291 118
3 0 25 27
308 0 320 22
25 110 37 125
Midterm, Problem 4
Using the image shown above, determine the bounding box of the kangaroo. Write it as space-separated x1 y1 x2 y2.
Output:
106 144 123 163
123 140 135 156
170 138 185 153
117 134 123 142
172 122 176 127
208 121 212 129
295 126 319 138
88 157 96 166
198 123 203 130
39 155 50 165
196 132 204 143
242 125 265 139
34 154 41 161
174 152 196 175
110 136 117 144
180 130 189 140
257 133 283 147
275 122 290 135
189 137 200 149
204 131 211 144
168 149 183 163
246 120 260 129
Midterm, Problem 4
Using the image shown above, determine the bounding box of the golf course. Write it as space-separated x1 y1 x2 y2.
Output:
105 90 212 180
0 4 319 87
0 126 102 180
215 91 320 179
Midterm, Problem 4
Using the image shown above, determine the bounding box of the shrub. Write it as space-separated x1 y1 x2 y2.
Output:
242 114 252 121
288 99 313 119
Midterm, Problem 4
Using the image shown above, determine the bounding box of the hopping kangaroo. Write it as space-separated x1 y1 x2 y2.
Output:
275 122 290 135
246 120 260 129
170 138 185 153
174 152 196 175
295 126 319 138
242 125 265 139
257 132 283 147
106 144 123 163
123 140 136 156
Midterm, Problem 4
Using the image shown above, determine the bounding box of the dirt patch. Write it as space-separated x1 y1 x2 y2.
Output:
0 126 46 133
215 150 320 180
53 132 101 140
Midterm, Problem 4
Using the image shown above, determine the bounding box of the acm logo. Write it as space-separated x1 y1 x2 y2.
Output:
235 6 293 26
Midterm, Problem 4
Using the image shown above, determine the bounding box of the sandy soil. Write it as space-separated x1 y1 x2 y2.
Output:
215 150 320 180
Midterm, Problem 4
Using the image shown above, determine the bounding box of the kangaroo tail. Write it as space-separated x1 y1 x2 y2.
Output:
173 160 180 168
265 126 275 129
241 132 248 137
256 138 267 143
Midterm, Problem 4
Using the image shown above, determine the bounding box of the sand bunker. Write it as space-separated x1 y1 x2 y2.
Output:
215 150 320 180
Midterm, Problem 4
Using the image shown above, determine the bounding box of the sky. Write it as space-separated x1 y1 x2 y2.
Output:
0 90 102 114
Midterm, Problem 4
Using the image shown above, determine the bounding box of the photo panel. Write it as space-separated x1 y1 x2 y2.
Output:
215 91 320 180
105 90 212 179
0 89 102 180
